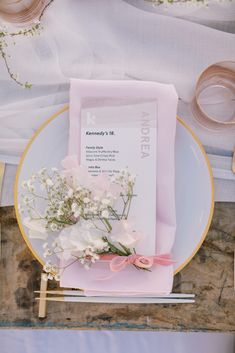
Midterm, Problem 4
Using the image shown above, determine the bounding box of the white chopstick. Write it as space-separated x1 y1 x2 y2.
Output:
34 290 195 298
36 296 195 304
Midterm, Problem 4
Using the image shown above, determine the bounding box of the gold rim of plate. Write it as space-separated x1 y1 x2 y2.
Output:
14 105 215 275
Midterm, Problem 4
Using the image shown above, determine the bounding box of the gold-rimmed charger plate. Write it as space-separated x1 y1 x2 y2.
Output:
14 105 214 274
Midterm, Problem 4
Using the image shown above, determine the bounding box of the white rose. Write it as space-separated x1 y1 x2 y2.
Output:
57 221 107 260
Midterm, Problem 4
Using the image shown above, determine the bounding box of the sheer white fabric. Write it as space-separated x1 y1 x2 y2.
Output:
0 0 235 204
0 0 235 164
126 0 235 32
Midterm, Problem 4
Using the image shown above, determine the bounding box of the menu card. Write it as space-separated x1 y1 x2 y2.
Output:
80 101 158 255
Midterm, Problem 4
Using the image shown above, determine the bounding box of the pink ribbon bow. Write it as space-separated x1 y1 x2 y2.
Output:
100 253 173 272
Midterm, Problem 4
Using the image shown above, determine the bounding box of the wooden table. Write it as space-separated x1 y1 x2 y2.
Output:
0 203 234 331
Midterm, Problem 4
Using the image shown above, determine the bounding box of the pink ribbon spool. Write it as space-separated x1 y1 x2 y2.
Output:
191 61 235 131
100 253 174 272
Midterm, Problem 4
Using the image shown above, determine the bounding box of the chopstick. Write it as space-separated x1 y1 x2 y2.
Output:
36 296 195 304
34 290 195 298
38 274 48 318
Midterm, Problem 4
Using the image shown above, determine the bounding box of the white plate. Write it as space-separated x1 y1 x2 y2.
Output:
14 105 214 274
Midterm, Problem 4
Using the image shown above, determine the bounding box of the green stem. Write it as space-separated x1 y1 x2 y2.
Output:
125 194 133 219
102 218 112 233
102 237 126 256
108 206 120 220
121 196 129 219
118 242 131 255
51 218 75 226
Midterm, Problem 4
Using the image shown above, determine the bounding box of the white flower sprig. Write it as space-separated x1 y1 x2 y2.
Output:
0 22 42 88
20 167 136 233
0 0 54 88
19 156 145 280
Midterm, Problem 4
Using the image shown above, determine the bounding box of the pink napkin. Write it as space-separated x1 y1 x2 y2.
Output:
60 79 178 295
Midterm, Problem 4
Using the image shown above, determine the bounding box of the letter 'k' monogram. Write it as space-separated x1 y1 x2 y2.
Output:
86 111 96 125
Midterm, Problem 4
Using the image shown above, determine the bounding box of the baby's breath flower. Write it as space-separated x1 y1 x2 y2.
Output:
43 261 52 273
21 181 28 189
38 168 46 176
43 248 52 258
92 253 100 261
101 198 111 205
67 188 73 198
89 206 97 214
47 273 54 280
71 203 78 211
46 178 53 186
85 248 93 256
50 223 58 232
74 210 80 218
54 273 60 281
103 244 110 252
51 265 58 273
101 210 109 218
83 197 90 204
56 209 64 217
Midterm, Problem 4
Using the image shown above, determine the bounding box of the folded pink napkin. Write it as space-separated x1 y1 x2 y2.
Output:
60 79 178 295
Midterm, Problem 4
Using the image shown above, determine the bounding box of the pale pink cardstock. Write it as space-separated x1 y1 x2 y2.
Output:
60 79 178 295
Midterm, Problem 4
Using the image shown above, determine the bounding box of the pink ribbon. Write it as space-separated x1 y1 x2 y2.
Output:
100 253 174 272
